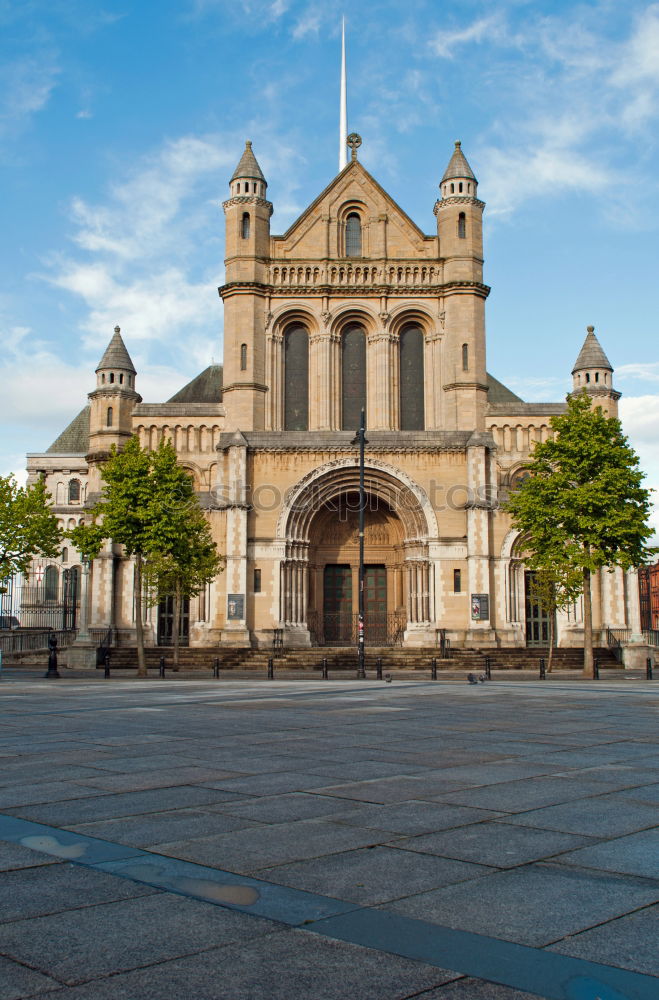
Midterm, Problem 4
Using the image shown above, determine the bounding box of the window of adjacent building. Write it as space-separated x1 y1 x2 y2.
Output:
240 344 247 370
283 324 309 430
462 343 469 371
68 479 81 503
107 406 113 427
254 568 261 593
61 547 68 563
345 213 362 256
341 324 366 430
399 324 425 430
454 568 462 593
44 565 59 601
458 212 466 238
241 212 250 239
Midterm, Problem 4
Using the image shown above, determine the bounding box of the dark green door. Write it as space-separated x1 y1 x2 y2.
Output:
157 596 190 646
323 565 352 644
365 565 387 643
525 571 552 647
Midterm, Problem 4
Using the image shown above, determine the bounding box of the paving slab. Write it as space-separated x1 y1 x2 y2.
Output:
330 799 504 835
0 890 281 986
68 807 259 847
555 828 659 878
382 862 659 947
0 954 62 1000
419 978 545 999
547 903 659 977
41 927 459 999
199 770 344 795
309 775 471 803
69 765 245 793
0 840 60 871
215 791 367 823
503 791 659 837
432 776 633 812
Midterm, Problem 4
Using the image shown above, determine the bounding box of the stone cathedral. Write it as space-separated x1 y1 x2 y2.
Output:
26 137 642 654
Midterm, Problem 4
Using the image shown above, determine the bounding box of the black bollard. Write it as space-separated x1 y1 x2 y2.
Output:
376 657 383 680
431 657 437 680
267 656 274 680
646 657 653 680
484 656 492 681
104 651 111 679
213 657 220 679
539 658 546 680
159 656 165 678
321 657 328 680
45 633 60 679
593 658 600 680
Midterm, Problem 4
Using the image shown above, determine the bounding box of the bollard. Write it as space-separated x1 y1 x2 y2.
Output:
104 651 111 679
45 633 60 679
593 658 599 680
159 656 165 678
539 657 546 680
646 657 653 680
213 657 220 679
267 656 274 680
321 657 328 680
431 657 437 681
376 657 383 680
484 655 492 681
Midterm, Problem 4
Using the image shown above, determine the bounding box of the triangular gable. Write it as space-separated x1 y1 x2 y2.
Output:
272 160 435 259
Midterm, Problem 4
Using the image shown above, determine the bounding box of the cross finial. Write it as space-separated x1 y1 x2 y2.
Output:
347 132 362 161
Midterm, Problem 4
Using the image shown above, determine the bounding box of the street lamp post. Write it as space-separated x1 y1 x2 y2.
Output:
353 408 367 679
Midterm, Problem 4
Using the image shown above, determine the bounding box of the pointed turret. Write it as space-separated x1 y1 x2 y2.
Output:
87 325 141 469
571 325 620 417
441 140 477 193
95 325 136 384
229 140 267 198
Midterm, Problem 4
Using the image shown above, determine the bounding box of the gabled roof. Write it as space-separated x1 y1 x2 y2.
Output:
277 158 429 244
441 141 477 183
231 140 266 183
96 326 136 374
167 364 223 403
572 327 613 373
487 373 523 404
46 405 90 454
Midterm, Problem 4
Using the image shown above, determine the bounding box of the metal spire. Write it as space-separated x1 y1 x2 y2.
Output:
339 16 347 172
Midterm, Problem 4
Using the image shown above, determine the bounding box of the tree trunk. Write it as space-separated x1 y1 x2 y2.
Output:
172 579 181 671
582 566 594 678
547 610 555 673
134 552 147 677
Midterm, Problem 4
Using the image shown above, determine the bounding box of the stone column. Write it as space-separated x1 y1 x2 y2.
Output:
465 434 495 644
221 433 250 646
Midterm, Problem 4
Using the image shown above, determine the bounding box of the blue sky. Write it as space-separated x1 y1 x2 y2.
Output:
1 0 658 533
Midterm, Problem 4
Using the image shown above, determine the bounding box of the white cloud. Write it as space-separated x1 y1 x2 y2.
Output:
620 393 659 540
0 56 59 137
429 15 501 59
617 362 659 384
292 6 322 39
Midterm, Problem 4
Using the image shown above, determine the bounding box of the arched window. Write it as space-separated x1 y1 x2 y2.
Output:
107 406 113 427
458 212 466 238
341 324 366 430
240 344 248 370
585 372 591 383
109 373 114 383
283 324 309 430
345 213 362 256
241 212 250 239
119 374 124 384
44 565 59 602
462 344 469 371
399 325 425 430
68 479 81 503
61 547 68 563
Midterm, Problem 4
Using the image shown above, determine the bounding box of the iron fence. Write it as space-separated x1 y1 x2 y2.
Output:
308 611 405 647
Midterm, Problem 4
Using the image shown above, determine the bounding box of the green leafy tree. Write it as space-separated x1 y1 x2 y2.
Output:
505 393 656 678
0 475 61 586
527 564 583 672
69 438 220 676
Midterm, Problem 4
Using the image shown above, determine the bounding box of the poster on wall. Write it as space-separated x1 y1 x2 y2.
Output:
471 594 489 621
227 594 244 620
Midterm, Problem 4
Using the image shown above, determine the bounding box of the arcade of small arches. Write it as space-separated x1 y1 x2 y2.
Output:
135 424 222 455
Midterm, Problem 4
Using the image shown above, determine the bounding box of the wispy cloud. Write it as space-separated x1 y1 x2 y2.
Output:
617 362 659 384
429 15 502 59
0 56 59 138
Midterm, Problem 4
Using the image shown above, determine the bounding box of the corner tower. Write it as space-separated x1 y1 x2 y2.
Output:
571 325 620 417
434 141 488 430
87 326 141 468
221 141 273 430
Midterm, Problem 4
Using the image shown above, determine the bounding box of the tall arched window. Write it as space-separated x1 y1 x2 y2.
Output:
399 325 425 430
107 406 113 427
283 324 309 430
458 212 466 238
240 344 247 370
241 212 250 239
44 565 59 601
68 479 81 503
462 344 469 372
345 213 362 256
341 324 366 430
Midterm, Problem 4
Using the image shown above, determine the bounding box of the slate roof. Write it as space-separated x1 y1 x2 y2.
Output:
487 373 523 404
46 406 90 454
96 327 136 374
167 364 223 403
441 141 477 183
572 327 613 373
230 141 266 183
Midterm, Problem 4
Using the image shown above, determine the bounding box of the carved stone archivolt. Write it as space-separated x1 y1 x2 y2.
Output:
322 522 390 547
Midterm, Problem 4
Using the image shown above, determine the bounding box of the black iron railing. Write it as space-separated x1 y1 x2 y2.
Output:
308 611 406 647
0 628 77 654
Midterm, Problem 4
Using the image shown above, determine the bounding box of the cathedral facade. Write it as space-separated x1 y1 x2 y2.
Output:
26 137 642 653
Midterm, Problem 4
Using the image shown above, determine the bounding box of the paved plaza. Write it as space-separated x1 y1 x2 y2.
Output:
0 672 657 999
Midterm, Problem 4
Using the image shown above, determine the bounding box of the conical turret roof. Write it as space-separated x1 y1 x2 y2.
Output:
441 140 477 183
230 140 266 183
96 326 136 374
572 326 613 374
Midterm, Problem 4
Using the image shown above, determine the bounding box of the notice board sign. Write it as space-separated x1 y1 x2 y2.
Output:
471 594 489 621
227 594 244 620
